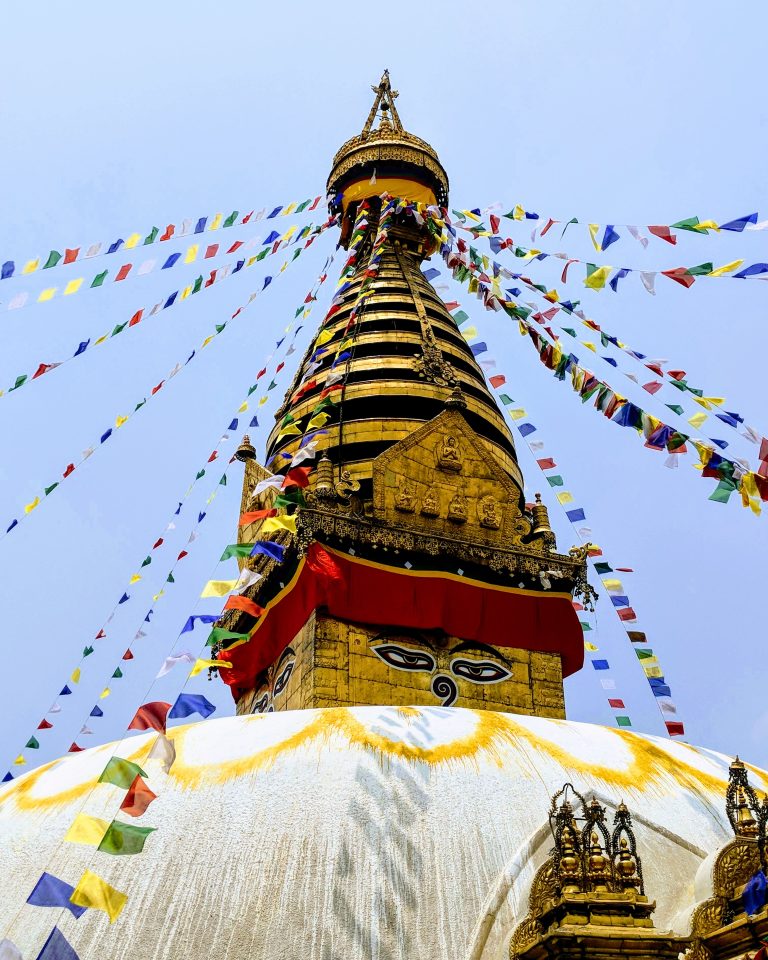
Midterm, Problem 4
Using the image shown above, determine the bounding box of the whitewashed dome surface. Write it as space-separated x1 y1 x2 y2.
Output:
0 706 764 960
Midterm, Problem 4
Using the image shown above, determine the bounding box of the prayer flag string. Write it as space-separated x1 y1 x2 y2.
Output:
0 195 323 281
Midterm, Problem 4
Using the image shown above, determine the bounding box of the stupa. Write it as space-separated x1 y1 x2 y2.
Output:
0 73 766 960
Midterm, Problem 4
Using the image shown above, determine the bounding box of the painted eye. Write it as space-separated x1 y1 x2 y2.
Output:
273 661 294 697
450 659 512 684
252 693 270 714
372 644 436 673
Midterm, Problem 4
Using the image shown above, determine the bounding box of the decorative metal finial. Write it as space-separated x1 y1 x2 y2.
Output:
235 434 256 462
362 69 403 137
726 756 761 839
611 800 644 894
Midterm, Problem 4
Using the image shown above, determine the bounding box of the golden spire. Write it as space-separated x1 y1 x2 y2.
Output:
362 69 403 135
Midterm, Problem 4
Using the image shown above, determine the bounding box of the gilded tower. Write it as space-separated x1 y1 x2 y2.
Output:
217 72 592 717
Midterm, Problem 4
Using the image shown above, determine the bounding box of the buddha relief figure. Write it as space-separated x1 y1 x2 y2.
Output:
448 488 468 523
438 434 462 472
420 486 440 517
478 494 501 530
395 477 416 513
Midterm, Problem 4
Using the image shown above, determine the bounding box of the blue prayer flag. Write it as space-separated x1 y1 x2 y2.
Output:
518 423 536 437
89 705 103 717
27 873 86 918
35 925 81 960
609 268 630 292
6 519 18 533
118 593 129 604
164 291 178 308
649 678 671 697
566 508 586 523
2 772 12 782
1 261 14 279
592 660 610 670
251 541 286 563
249 416 259 428
743 869 767 916
734 263 768 279
470 342 488 356
602 356 618 367
262 276 272 290
107 240 123 254
161 252 181 270
181 614 218 634
60 686 72 696
264 230 280 244
233 259 245 273
601 225 620 250
610 595 630 607
169 693 216 720
198 512 206 523
73 340 90 357
267 207 282 219
720 213 758 232
422 268 440 281
228 419 238 431
100 428 112 444
194 217 207 234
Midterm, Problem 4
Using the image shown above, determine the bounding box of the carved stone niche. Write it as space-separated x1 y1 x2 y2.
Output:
372 408 531 548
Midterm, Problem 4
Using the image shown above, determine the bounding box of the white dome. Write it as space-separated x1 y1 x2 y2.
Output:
0 706 763 960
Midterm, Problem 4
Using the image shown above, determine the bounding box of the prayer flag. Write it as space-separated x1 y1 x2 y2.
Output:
69 870 127 923
223 594 264 617
64 813 109 847
189 658 232 677
99 757 147 789
97 820 156 855
120 774 157 817
35 927 80 960
251 541 286 562
200 579 237 598
0 939 22 960
128 701 171 733
261 514 297 534
147 732 176 772
26 873 86 918
169 693 216 720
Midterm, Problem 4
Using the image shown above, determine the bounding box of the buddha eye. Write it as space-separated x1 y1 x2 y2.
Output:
273 661 294 697
372 644 436 673
450 658 512 684
252 693 270 714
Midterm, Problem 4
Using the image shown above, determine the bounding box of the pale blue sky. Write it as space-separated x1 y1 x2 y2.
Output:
0 0 766 773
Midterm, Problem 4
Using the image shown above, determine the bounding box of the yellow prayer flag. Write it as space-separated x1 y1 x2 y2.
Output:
581 341 597 352
259 396 268 406
70 869 128 924
316 329 333 346
694 219 720 233
152 589 165 602
588 224 601 251
584 265 612 290
238 401 248 413
209 213 223 230
129 574 141 584
22 259 40 274
543 289 559 302
282 225 297 242
115 415 128 428
189 658 233 678
584 642 599 652
71 668 81 684
201 335 215 348
688 411 708 430
13 755 25 766
277 423 302 440
200 579 238 598
99 687 111 699
184 244 199 264
24 497 40 514
463 209 481 222
308 412 330 429
246 256 258 268
64 813 109 847
282 202 297 216
461 326 478 341
556 491 574 504
38 288 57 302
509 409 527 420
512 205 524 221
602 579 623 592
63 277 84 295
180 285 192 300
708 259 743 277
124 232 142 249
262 514 298 534
94 334 109 345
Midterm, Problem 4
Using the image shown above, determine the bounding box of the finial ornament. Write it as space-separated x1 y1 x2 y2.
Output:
362 69 403 137
235 435 256 461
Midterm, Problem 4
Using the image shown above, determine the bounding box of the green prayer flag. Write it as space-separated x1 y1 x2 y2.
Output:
196 469 205 480
709 479 737 503
144 226 159 245
579 621 592 632
134 399 147 412
112 667 123 678
295 306 304 317
206 627 249 648
248 384 258 395
99 756 146 789
593 562 612 575
25 736 40 749
91 270 108 287
219 474 227 486
687 262 713 277
44 483 59 495
585 263 598 278
635 649 655 660
615 716 632 728
256 248 268 261
666 404 684 415
166 572 175 583
499 394 514 405
296 200 310 213
220 544 253 561
215 323 226 333
192 276 203 294
267 380 277 390
223 211 239 227
97 820 156 856
43 250 62 269
141 556 151 567
83 645 94 657
111 322 127 336
10 375 27 390
453 310 469 326
546 475 564 487
292 248 301 260
671 217 700 232
562 328 576 337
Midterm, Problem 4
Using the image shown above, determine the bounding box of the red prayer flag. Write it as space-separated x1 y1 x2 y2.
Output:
667 369 686 381
95 629 106 639
490 214 500 235
63 464 75 477
608 698 625 709
540 217 556 236
239 509 277 525
224 594 265 617
537 458 556 469
63 248 80 264
129 309 143 327
665 721 685 736
205 244 219 258
128 701 171 733
648 225 677 245
37 719 53 730
617 607 637 622
489 375 506 388
151 381 164 395
115 263 132 281
177 550 188 560
256 367 267 380
442 301 460 311
153 538 163 549
662 268 695 288
226 241 243 254
242 211 253 223
122 649 134 660
642 381 663 394
309 196 321 210
208 451 218 463
160 225 174 241
120 774 158 817
616 567 634 573
68 743 84 753
205 270 217 287
283 466 311 489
